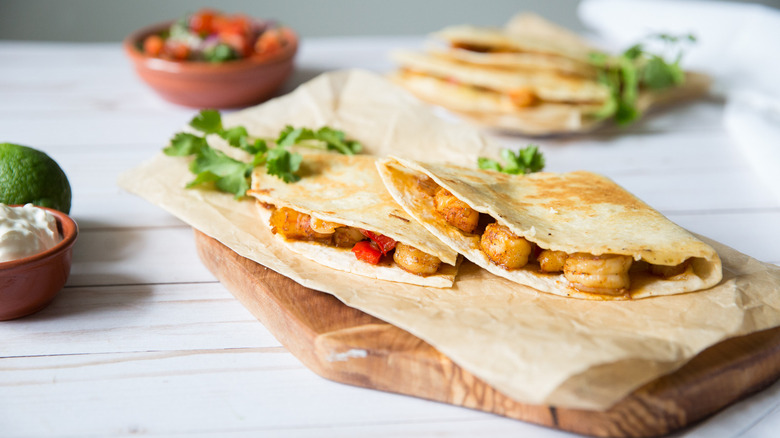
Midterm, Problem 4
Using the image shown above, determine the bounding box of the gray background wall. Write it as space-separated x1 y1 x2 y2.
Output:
1 0 777 42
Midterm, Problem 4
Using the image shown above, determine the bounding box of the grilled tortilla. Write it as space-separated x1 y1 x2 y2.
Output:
390 13 710 135
388 69 604 135
377 157 722 300
248 152 459 288
391 50 610 104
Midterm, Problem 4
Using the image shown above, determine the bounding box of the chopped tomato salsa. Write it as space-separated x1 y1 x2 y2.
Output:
140 8 293 62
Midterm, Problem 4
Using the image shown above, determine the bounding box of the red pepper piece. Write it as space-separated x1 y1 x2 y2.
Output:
360 230 396 255
352 240 382 264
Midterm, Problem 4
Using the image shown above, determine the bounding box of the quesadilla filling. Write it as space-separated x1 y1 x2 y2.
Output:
266 205 443 277
432 186 691 296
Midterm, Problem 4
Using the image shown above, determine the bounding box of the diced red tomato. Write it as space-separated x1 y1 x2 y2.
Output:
165 41 191 60
219 31 251 57
226 14 252 35
143 35 164 56
210 14 230 34
254 28 283 56
360 230 396 255
352 240 382 264
189 9 217 35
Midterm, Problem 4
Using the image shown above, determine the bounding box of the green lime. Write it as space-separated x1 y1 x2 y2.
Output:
0 143 72 214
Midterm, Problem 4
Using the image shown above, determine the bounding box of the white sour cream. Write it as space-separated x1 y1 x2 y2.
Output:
0 204 62 263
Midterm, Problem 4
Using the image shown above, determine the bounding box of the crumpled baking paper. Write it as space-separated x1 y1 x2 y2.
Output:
118 69 780 410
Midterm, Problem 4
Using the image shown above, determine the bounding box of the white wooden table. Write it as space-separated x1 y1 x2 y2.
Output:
1 37 779 437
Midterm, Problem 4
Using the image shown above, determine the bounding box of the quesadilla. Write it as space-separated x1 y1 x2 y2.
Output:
247 152 459 288
377 157 722 300
390 13 710 135
388 66 605 135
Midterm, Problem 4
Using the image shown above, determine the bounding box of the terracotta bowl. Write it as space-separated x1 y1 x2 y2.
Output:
123 20 298 109
0 206 78 321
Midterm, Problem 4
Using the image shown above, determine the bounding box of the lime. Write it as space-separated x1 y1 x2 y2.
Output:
0 143 72 214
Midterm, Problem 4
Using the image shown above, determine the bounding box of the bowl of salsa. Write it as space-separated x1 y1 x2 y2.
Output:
124 8 298 108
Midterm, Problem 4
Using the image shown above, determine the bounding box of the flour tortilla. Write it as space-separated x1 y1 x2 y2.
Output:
248 152 459 288
426 46 598 79
389 70 603 135
377 157 723 300
434 18 595 65
391 50 610 103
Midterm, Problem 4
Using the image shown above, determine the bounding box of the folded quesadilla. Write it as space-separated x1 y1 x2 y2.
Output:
377 157 723 300
390 13 710 135
247 152 459 288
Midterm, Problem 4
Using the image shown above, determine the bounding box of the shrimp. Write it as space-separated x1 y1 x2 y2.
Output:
268 207 332 242
393 242 442 276
650 259 690 278
415 175 440 197
508 87 538 107
309 217 343 234
332 226 365 248
538 249 567 273
563 253 632 294
434 188 479 233
480 222 533 269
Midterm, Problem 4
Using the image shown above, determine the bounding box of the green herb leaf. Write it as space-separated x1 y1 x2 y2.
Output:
203 43 236 63
220 126 248 147
188 147 253 198
642 55 684 90
276 126 304 147
590 32 696 125
314 127 363 154
478 144 545 175
164 132 208 156
276 125 362 155
266 147 303 183
189 109 223 134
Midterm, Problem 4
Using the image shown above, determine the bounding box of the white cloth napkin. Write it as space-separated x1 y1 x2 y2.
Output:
579 0 780 202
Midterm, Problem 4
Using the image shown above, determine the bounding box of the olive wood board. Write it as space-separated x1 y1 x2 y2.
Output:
194 229 780 437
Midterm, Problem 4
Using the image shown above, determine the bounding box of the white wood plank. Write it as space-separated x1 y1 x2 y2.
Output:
68 227 216 286
0 349 517 437
1 283 279 357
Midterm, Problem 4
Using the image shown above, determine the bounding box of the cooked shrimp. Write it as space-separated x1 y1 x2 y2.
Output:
332 226 365 248
416 175 440 197
508 87 538 107
434 188 479 233
650 259 690 278
480 222 533 269
309 217 343 234
269 207 332 242
393 242 441 276
563 253 632 294
538 250 568 273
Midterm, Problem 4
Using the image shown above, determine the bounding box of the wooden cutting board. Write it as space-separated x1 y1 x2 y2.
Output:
194 229 780 437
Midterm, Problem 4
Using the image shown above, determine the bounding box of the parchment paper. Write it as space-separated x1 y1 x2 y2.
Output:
118 69 780 411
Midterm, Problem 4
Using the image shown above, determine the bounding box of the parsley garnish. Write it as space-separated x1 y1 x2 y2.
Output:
478 144 545 175
163 109 362 198
590 33 696 125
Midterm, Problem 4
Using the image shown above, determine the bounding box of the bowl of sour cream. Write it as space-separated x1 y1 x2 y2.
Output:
0 204 78 320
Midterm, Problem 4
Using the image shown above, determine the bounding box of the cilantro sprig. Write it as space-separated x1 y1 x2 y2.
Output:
590 33 696 125
478 144 545 175
163 109 362 198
